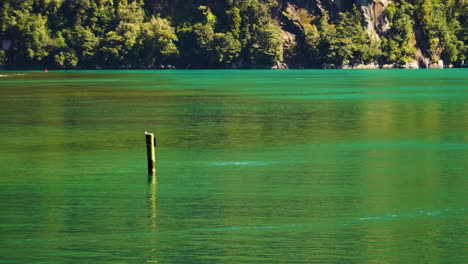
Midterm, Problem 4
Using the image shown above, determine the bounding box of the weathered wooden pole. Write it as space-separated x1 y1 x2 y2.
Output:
145 131 156 179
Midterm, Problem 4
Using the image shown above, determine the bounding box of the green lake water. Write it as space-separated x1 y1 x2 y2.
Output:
0 69 467 263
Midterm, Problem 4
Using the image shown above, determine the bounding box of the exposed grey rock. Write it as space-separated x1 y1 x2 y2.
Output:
404 61 420 69
272 61 289 69
415 49 430 68
382 63 397 69
313 0 390 38
381 62 419 69
428 60 444 69
342 62 379 69
356 0 391 39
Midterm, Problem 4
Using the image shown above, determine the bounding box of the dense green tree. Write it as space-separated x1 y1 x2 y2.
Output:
439 0 466 64
0 2 15 40
409 0 465 64
50 31 77 68
86 0 117 35
213 32 241 64
12 12 53 63
139 16 179 66
381 1 416 64
226 6 241 39
249 22 284 64
303 23 320 62
53 49 78 67
98 0 144 65
316 13 338 66
459 0 468 63
326 7 380 65
0 50 5 64
232 0 284 65
176 5 219 67
63 26 99 63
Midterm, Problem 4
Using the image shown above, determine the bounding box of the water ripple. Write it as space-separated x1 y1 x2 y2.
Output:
2 208 466 244
211 161 278 166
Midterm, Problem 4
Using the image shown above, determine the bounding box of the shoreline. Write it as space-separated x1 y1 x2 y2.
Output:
1 62 466 71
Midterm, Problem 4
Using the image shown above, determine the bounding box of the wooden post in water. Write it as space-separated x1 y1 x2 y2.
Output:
145 131 156 179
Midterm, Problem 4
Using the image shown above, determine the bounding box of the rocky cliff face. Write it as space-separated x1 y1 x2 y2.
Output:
286 0 390 37
279 0 419 68
356 0 391 39
145 1 463 68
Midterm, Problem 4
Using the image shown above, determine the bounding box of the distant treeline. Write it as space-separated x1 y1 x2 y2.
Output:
0 0 466 69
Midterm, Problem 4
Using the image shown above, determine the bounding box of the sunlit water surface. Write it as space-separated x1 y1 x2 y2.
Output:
0 70 467 263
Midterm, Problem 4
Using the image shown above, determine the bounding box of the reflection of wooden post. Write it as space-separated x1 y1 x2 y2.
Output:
147 180 157 262
150 181 157 231
145 132 156 179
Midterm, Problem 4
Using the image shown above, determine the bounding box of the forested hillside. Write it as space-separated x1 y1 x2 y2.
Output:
0 0 466 69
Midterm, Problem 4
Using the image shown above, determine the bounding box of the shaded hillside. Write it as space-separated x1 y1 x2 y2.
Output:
0 0 466 69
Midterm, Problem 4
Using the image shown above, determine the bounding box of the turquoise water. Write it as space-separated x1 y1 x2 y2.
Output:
0 70 467 263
